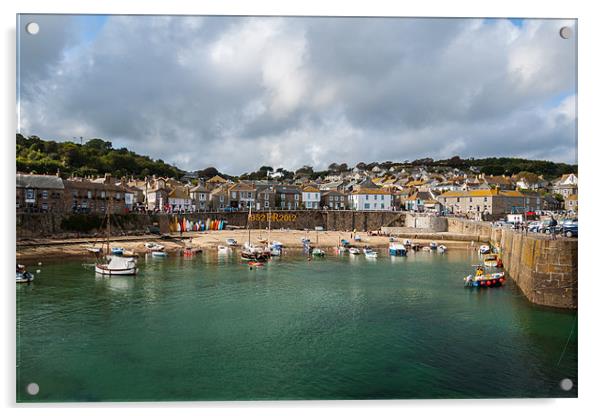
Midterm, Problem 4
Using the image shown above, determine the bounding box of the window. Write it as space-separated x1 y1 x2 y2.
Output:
457 198 460 202
264 200 269 208
469 197 473 202
329 196 333 201
42 190 48 199
101 191 106 198
373 195 377 200
294 194 299 200
41 203 48 210
364 203 370 209
381 195 384 200
231 191 237 199
26 189 35 200
381 203 385 209
72 191 78 198
219 195 224 202
484 197 488 202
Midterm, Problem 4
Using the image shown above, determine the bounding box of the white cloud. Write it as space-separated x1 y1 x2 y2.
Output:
18 16 577 174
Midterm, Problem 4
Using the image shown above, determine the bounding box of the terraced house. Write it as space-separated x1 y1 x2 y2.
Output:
437 189 541 219
348 188 392 211
16 173 64 213
301 185 321 209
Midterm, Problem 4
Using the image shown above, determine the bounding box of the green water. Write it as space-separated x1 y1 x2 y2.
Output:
16 250 577 402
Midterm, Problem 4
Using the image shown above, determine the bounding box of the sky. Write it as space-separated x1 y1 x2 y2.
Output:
17 15 577 175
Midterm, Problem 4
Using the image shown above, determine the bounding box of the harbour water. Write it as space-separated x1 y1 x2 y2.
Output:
16 249 577 401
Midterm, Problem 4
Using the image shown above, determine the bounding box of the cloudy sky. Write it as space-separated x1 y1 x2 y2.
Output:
17 15 577 174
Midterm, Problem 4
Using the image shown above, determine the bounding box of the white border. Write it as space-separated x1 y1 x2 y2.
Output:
2 1 600 415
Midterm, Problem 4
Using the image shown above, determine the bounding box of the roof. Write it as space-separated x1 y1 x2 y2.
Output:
302 186 320 192
351 188 391 195
274 185 301 194
439 189 526 198
63 179 124 191
206 175 227 183
228 183 255 192
16 174 64 190
189 185 208 193
169 187 189 199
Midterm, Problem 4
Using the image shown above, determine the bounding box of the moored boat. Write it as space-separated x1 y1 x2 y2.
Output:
16 264 34 283
483 254 501 268
151 251 167 258
437 245 447 253
349 247 361 255
311 248 325 257
479 244 491 255
95 255 138 275
365 250 378 258
111 247 125 256
389 243 407 256
226 238 238 247
464 266 506 288
429 242 438 250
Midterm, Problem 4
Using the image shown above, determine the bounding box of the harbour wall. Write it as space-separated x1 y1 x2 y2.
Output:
16 210 407 238
447 218 577 309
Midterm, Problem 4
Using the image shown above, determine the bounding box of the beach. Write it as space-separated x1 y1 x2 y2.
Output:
16 229 476 261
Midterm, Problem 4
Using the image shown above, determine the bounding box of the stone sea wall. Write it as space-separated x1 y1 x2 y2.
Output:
448 218 577 309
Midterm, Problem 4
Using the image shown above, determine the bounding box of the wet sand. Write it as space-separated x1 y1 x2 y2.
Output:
16 229 478 261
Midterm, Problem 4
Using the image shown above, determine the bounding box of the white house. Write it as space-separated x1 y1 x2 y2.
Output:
302 186 321 209
349 188 392 211
168 186 192 212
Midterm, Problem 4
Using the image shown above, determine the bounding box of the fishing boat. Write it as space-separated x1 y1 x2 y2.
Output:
389 243 407 256
437 244 447 253
226 238 238 247
16 264 34 283
95 198 138 276
464 267 506 288
151 250 167 258
479 244 491 255
483 254 503 268
183 247 201 257
349 247 361 255
429 242 438 250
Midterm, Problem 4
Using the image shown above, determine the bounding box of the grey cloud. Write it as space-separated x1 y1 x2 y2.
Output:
18 16 577 174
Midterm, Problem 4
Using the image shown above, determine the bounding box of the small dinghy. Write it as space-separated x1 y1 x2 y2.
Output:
95 256 138 275
217 245 230 252
111 247 125 256
479 244 491 255
226 238 238 247
429 242 438 250
151 251 167 258
365 250 378 259
464 266 506 288
16 264 34 283
311 248 325 257
437 245 447 253
349 247 361 255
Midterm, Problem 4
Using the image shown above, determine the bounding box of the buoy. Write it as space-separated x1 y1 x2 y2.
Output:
36 269 41 274
38 262 42 266
486 281 491 286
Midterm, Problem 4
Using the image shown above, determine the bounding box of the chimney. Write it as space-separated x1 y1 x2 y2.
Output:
104 173 113 185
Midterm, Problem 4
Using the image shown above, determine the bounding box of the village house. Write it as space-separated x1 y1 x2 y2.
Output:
256 185 276 210
167 186 192 212
481 175 515 190
189 184 210 212
437 189 541 219
301 185 321 209
228 182 256 210
16 173 65 213
349 188 393 211
275 185 301 210
63 178 126 214
565 194 578 213
321 190 348 210
209 186 229 211
552 173 578 198
405 191 441 213
145 177 170 212
205 175 229 191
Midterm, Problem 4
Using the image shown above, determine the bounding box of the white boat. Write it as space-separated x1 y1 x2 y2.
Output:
95 256 138 275
429 242 438 250
437 244 447 253
270 247 282 256
145 242 165 252
16 264 34 283
365 250 378 258
95 199 138 276
226 238 238 247
336 245 349 254
151 251 168 258
111 247 125 255
349 247 361 255
86 247 102 254
217 245 230 252
479 244 491 255
422 246 431 252
403 239 412 247
311 248 325 257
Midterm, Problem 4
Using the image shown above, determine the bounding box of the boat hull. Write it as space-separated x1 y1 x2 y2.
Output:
94 265 138 275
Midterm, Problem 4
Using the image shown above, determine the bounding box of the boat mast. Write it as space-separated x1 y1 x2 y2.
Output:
247 204 251 246
268 206 271 244
107 192 111 254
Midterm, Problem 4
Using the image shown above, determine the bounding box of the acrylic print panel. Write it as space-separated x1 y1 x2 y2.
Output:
16 14 577 402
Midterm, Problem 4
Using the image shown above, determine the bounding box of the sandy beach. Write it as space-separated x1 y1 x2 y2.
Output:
16 229 478 261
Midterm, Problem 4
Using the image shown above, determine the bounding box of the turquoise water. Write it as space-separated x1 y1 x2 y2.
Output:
16 249 577 401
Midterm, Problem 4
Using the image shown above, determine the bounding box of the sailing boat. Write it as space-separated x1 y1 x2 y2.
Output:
95 195 138 275
267 208 282 256
241 205 270 262
311 228 325 257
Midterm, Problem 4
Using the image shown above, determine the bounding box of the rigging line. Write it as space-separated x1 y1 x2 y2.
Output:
556 315 577 367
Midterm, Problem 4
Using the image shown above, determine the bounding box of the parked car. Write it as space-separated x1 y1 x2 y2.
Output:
527 221 541 232
560 224 578 238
